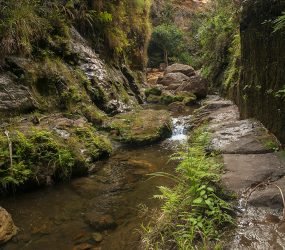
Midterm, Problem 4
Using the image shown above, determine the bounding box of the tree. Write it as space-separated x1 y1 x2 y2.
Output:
151 24 183 66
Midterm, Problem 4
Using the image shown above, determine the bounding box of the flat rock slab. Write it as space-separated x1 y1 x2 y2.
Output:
222 153 285 193
248 176 285 209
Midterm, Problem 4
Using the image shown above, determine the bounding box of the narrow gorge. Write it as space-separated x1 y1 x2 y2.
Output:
0 0 285 249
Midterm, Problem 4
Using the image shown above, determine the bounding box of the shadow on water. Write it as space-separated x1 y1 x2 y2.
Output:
0 105 195 250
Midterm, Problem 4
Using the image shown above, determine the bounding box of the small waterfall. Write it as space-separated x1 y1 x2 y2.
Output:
169 116 189 141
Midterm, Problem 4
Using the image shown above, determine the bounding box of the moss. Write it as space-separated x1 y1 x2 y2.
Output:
71 127 112 161
146 94 161 103
0 121 112 191
81 105 107 126
160 93 184 105
145 87 162 97
0 129 75 190
106 109 172 145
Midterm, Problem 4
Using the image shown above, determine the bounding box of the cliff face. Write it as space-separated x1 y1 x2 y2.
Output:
0 1 151 190
235 0 285 143
0 1 151 117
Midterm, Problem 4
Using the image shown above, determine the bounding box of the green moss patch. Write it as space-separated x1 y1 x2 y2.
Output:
145 87 162 97
0 117 112 191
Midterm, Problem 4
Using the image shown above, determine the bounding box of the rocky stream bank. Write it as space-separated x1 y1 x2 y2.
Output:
1 62 285 249
193 96 285 249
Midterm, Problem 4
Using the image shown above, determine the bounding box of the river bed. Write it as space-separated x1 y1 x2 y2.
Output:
0 105 194 250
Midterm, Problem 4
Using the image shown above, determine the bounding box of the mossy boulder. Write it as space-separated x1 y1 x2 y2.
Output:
0 115 112 191
160 92 184 105
146 94 161 104
176 91 197 106
106 109 172 145
145 87 162 97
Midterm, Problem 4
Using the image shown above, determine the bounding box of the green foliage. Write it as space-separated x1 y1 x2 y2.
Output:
0 129 75 190
273 11 285 33
194 0 240 86
0 0 50 56
141 126 234 249
145 87 162 97
74 127 112 160
150 24 183 65
224 33 241 88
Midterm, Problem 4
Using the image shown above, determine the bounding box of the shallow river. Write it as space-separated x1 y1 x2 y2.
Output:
0 105 194 250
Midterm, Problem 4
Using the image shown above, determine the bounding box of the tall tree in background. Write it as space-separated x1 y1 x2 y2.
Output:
151 24 183 66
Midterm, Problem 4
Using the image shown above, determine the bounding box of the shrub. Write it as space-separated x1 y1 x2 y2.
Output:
0 129 75 190
0 0 50 56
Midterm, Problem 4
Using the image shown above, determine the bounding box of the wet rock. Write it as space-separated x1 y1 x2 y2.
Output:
248 176 285 209
175 75 208 98
71 178 105 197
73 243 94 250
85 213 117 231
164 63 196 77
209 120 275 154
127 159 156 172
0 207 18 244
106 109 172 145
168 102 186 112
92 232 103 242
0 74 35 114
222 154 285 193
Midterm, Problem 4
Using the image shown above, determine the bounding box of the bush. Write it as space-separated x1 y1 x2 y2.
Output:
0 0 50 56
0 129 75 190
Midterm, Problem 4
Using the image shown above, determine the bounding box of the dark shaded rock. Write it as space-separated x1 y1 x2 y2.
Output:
175 75 208 98
164 63 196 77
0 74 35 114
222 154 285 193
248 177 285 209
236 0 285 144
85 213 117 231
0 207 18 244
168 102 185 112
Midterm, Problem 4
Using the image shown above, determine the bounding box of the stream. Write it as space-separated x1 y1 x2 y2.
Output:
0 105 194 250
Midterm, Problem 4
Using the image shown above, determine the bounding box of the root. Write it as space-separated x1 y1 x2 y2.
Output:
245 181 285 221
4 130 13 169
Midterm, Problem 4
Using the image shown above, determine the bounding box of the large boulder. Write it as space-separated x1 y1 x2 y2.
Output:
105 109 172 145
164 63 196 77
0 207 18 244
175 75 208 98
157 72 189 86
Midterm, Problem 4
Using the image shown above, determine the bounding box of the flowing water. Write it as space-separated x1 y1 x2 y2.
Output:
0 106 195 250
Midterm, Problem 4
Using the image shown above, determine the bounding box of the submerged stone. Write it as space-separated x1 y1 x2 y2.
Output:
0 207 18 245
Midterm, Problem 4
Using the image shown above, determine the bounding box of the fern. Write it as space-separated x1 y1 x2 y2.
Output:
273 11 285 33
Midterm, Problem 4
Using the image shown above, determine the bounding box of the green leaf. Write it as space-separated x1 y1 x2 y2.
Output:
193 197 203 204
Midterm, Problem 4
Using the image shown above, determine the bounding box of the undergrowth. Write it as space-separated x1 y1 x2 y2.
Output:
0 129 75 190
140 126 234 249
